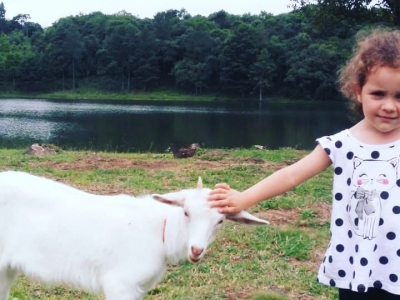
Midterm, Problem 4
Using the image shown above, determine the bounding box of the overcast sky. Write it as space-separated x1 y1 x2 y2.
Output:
4 0 293 28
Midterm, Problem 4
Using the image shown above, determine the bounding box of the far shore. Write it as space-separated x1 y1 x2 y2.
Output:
0 88 304 103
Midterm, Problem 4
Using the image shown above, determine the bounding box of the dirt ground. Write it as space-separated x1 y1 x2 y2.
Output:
38 152 331 228
28 151 332 300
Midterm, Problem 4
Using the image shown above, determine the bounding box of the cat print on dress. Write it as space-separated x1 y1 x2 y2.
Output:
348 157 398 240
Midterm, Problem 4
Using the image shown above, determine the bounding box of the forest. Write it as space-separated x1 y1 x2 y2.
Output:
0 0 399 101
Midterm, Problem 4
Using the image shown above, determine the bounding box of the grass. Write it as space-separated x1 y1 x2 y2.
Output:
0 87 295 103
0 147 338 300
0 88 225 102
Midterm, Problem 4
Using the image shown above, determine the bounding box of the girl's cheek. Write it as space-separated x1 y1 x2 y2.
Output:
357 179 363 185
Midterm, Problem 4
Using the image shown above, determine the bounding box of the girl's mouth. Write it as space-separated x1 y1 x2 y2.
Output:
378 115 396 121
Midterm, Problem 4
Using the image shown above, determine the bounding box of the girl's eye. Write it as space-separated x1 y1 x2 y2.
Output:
370 91 384 98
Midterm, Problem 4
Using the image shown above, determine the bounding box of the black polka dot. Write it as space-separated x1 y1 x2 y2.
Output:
379 257 389 264
355 245 359 252
347 152 354 159
397 179 400 187
379 218 384 226
397 249 400 257
393 206 400 214
348 230 352 238
353 271 356 279
390 274 398 282
369 270 372 277
338 270 346 277
347 178 351 186
335 219 344 226
349 256 354 264
335 167 343 175
330 279 336 287
360 258 368 266
329 256 333 263
381 191 389 200
335 141 343 148
357 284 366 292
373 281 382 289
324 148 331 155
387 232 396 240
374 244 378 252
337 245 344 252
335 193 343 201
355 218 359 227
371 151 380 159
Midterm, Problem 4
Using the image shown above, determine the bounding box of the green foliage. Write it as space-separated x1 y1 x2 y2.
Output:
0 1 398 100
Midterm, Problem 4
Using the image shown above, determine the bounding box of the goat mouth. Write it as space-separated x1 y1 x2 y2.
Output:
189 256 201 263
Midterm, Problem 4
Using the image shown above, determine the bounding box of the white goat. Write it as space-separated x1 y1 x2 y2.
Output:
0 171 269 300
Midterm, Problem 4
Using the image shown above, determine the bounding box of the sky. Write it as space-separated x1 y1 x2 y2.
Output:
4 0 293 28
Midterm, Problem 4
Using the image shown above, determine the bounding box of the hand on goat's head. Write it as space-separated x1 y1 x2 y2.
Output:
152 177 269 263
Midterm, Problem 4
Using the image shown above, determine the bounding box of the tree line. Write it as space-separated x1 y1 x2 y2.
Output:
0 0 398 101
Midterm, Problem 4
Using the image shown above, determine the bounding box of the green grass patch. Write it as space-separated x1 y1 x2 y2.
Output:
0 147 337 300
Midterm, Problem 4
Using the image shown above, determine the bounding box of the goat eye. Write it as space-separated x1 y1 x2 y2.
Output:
184 211 189 218
218 220 224 224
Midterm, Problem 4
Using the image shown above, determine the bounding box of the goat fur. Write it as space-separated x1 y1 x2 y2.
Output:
0 171 268 300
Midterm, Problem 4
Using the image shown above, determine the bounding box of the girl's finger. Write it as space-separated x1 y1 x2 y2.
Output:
209 188 227 196
215 183 230 189
218 206 237 214
209 199 228 208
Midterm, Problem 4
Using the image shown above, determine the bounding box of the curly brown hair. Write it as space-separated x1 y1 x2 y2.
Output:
339 28 400 115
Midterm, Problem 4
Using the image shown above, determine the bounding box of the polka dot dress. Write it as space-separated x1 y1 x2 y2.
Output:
317 129 400 295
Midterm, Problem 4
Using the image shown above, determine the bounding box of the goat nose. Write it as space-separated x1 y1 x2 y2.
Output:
191 246 204 257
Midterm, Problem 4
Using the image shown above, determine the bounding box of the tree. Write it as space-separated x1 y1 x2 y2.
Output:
131 19 160 90
219 22 258 98
153 9 188 82
172 16 216 94
62 21 83 91
101 13 140 91
0 31 34 88
249 49 276 101
0 2 6 33
45 18 83 90
290 0 400 28
284 35 347 100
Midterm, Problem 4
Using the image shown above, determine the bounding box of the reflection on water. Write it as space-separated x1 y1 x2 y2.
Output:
0 98 354 152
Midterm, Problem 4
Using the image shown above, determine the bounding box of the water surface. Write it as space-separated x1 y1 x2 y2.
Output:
0 99 354 152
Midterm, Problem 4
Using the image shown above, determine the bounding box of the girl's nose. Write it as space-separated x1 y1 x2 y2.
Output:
382 98 397 111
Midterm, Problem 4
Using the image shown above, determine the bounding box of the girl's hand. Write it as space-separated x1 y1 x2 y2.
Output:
208 183 245 214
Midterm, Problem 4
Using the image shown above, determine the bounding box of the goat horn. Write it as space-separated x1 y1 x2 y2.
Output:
197 177 203 189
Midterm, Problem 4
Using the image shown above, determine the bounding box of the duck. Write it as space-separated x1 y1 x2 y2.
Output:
25 143 60 156
172 143 200 158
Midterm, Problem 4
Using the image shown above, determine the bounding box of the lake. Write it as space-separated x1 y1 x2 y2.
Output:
0 98 355 152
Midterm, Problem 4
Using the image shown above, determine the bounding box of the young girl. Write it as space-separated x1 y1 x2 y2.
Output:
208 28 400 300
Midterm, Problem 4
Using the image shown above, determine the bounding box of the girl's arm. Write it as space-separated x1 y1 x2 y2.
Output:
208 144 332 214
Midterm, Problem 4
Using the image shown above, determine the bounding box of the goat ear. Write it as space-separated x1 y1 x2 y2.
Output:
197 177 203 189
226 210 269 225
152 192 185 207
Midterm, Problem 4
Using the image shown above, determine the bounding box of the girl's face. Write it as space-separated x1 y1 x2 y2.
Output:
357 66 400 136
